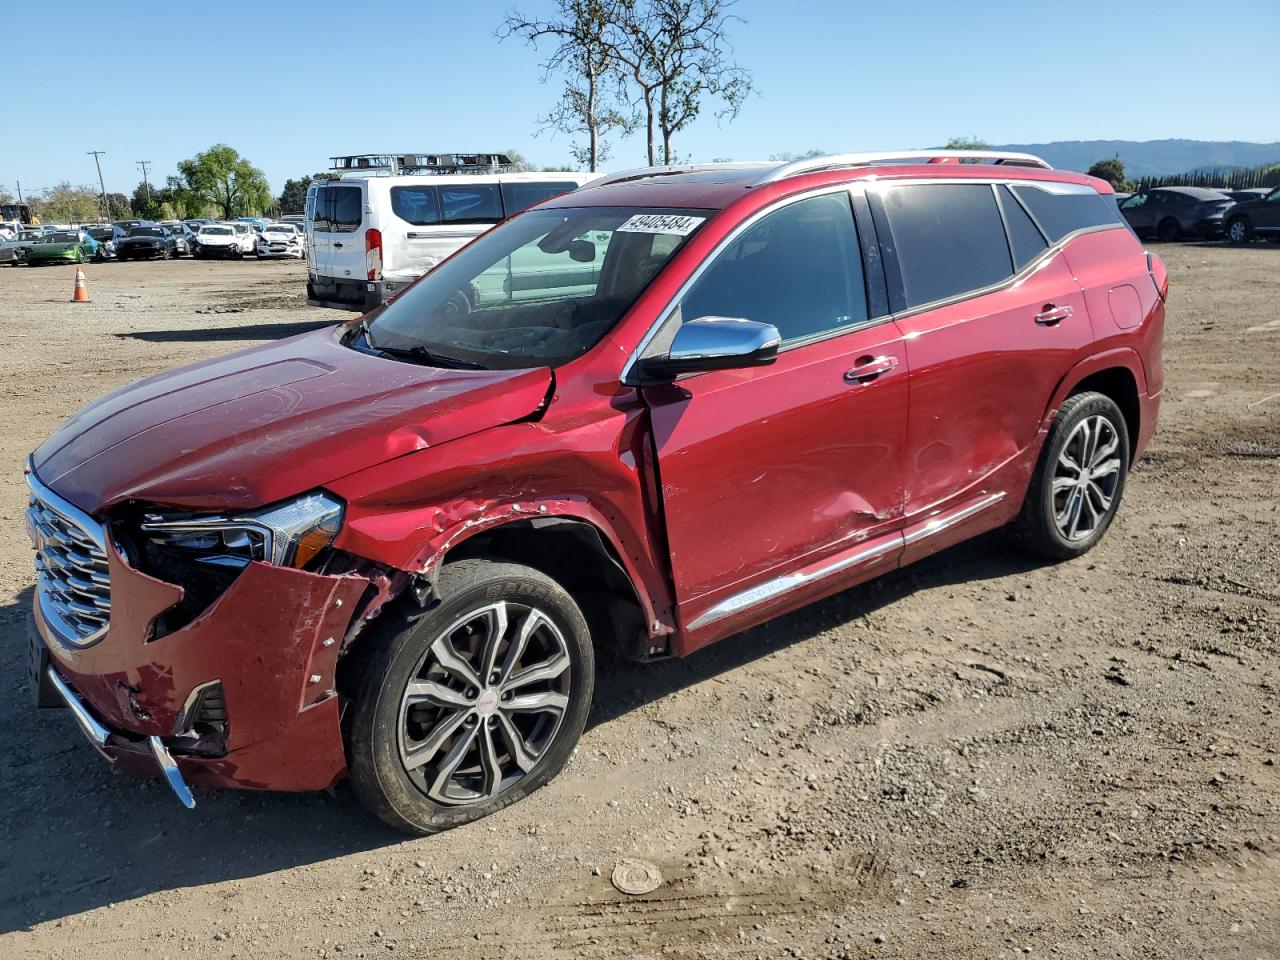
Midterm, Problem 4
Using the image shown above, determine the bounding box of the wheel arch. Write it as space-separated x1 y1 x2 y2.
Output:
1048 351 1147 463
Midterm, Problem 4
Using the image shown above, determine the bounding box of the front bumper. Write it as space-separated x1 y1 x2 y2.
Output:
118 244 164 258
192 244 240 258
257 243 304 258
30 522 368 796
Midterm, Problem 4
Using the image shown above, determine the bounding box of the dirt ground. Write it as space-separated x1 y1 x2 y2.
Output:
0 247 1276 960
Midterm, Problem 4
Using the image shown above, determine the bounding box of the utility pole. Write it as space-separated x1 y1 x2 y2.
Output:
137 160 152 203
15 181 23 204
88 150 109 221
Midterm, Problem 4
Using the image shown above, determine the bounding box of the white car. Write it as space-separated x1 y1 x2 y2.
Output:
192 224 248 259
256 222 305 259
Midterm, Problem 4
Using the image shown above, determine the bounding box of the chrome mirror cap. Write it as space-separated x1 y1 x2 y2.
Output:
639 316 781 382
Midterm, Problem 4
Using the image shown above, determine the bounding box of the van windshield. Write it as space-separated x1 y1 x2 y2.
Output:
364 206 711 370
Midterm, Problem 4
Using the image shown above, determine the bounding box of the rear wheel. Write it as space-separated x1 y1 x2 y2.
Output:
1156 218 1181 242
345 560 595 835
1011 391 1129 562
1226 217 1253 245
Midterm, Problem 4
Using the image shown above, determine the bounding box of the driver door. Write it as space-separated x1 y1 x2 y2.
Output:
640 191 908 647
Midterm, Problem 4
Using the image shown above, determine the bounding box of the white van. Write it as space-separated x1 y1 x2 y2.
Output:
305 170 594 311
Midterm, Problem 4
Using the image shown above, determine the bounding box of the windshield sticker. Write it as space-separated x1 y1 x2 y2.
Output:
616 214 705 236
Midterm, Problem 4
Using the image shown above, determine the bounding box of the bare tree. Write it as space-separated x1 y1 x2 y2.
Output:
611 0 753 166
500 1 633 172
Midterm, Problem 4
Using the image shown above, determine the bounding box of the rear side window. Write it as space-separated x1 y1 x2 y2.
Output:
1011 185 1120 242
312 185 363 233
501 181 579 216
391 186 440 225
679 192 867 344
879 183 1012 309
441 186 502 224
997 186 1048 269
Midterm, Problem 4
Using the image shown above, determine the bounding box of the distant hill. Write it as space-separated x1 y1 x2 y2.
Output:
989 139 1280 177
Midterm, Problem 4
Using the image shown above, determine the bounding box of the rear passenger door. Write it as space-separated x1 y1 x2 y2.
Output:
871 181 1094 556
311 182 365 281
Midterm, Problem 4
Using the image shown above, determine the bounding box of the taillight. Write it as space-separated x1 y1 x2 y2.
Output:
1146 251 1168 302
365 228 382 281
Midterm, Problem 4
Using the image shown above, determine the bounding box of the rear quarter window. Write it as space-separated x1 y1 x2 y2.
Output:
441 185 502 224
500 181 579 216
1011 185 1121 242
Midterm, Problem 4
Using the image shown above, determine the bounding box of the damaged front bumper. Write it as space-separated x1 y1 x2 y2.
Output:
30 532 370 804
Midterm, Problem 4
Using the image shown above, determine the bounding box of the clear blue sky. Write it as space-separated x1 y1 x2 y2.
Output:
4 0 1277 199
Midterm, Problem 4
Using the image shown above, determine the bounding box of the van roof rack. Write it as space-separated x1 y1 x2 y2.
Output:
330 153 513 176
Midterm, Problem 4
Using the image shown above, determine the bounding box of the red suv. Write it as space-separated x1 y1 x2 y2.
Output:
27 151 1166 833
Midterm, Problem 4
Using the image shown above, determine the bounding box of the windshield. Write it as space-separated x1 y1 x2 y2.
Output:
264 225 293 234
87 228 113 239
47 232 78 243
200 226 232 236
365 206 710 370
128 227 164 237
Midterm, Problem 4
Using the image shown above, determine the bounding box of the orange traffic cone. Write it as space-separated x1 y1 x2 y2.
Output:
71 266 91 303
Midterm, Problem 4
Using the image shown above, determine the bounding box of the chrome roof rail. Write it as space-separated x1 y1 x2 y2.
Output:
752 150 1053 186
584 162 770 189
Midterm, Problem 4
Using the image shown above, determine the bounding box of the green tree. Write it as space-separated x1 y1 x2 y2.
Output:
30 183 102 223
944 136 991 150
504 149 540 172
277 173 338 214
176 144 272 219
1087 158 1133 192
105 192 131 220
769 148 825 162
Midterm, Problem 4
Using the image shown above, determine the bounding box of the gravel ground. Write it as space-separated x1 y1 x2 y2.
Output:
0 247 1276 959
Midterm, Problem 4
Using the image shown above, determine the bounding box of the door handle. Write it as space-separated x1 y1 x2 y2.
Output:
1035 304 1073 326
844 354 898 384
332 242 344 249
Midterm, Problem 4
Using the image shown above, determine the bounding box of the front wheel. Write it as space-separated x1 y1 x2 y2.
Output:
345 560 595 835
1226 217 1252 245
1011 391 1129 562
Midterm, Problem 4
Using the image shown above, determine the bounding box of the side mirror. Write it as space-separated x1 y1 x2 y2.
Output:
567 239 596 263
639 316 781 382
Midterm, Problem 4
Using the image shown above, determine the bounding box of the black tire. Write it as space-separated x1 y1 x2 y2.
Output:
345 559 595 835
1010 391 1129 562
1225 217 1253 245
1155 218 1181 243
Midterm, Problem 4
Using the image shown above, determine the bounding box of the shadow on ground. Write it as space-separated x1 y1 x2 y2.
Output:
0 532 1041 933
116 320 336 343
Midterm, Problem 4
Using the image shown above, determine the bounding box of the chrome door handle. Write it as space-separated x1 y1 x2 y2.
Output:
1035 304 1073 326
844 355 899 384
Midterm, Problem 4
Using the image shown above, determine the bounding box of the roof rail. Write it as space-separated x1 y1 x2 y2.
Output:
753 150 1052 186
584 162 770 189
330 153 513 176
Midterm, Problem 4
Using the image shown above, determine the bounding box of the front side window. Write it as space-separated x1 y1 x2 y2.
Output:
879 183 1012 309
365 206 709 369
441 185 502 224
678 193 867 343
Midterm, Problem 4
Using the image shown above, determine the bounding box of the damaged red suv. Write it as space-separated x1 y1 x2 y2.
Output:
27 151 1166 834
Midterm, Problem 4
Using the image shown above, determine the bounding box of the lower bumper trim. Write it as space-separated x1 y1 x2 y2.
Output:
149 736 196 809
46 666 109 750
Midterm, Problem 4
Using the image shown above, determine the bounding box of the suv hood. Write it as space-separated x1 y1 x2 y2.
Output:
33 326 552 514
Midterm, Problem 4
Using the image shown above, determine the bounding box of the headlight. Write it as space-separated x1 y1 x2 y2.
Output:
139 491 343 570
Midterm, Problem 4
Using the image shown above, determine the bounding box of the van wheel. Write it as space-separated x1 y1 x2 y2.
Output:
1011 391 1129 562
345 560 595 835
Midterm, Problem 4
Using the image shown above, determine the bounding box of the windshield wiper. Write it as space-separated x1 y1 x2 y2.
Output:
375 342 488 370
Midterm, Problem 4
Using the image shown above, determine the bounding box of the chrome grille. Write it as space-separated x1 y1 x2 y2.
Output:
26 471 111 647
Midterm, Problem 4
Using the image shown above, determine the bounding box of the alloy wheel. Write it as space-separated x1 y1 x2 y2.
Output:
1052 415 1122 542
1228 220 1248 243
398 600 572 805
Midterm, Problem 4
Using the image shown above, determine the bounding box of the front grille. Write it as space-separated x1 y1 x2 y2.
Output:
26 472 111 647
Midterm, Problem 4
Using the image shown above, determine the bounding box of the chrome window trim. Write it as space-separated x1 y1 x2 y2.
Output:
620 184 881 385
686 491 1006 631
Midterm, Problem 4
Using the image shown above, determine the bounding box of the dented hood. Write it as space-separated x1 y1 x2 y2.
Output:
33 326 551 513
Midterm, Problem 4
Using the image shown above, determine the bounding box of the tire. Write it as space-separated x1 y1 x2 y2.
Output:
1010 391 1129 562
345 559 595 835
1225 217 1253 245
1155 218 1181 243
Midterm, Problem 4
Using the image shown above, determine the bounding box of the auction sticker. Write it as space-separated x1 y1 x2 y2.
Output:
617 214 705 236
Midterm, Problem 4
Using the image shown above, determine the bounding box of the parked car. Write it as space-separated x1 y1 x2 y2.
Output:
25 150 1165 833
1118 186 1234 240
115 225 179 261
190 223 246 258
1223 187 1280 244
0 237 21 265
159 221 193 256
1224 188 1271 203
112 219 152 233
24 230 97 266
306 170 594 310
84 224 126 260
227 221 258 254
256 222 305 259
6 229 46 262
